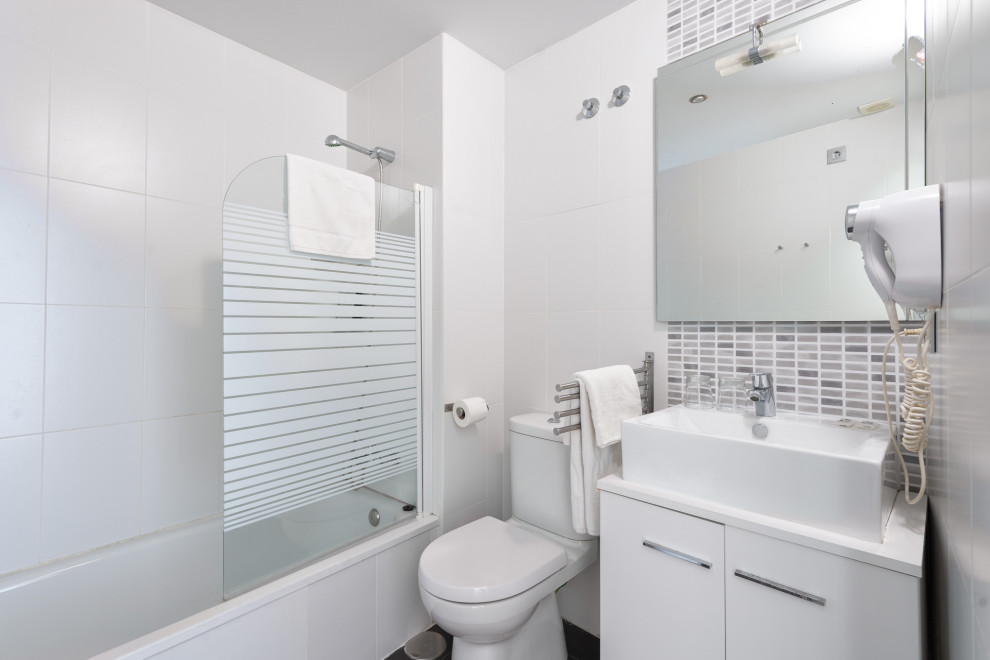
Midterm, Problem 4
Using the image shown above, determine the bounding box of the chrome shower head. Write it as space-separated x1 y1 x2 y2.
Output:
324 134 395 164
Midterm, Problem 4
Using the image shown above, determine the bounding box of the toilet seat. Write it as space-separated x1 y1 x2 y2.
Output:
419 517 567 603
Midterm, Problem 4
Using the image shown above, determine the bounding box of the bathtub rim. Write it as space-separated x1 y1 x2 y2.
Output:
92 514 439 660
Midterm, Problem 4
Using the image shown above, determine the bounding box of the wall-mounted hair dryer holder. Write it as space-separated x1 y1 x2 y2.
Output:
844 184 942 312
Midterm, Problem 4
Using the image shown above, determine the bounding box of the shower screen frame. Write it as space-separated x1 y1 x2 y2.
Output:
219 156 434 596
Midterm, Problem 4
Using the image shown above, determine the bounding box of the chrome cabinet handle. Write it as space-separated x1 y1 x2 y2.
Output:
734 570 826 606
642 539 712 569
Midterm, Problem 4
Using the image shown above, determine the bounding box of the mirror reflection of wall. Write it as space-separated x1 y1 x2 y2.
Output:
655 0 925 322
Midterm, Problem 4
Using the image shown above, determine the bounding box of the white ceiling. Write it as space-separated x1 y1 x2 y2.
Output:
149 0 638 90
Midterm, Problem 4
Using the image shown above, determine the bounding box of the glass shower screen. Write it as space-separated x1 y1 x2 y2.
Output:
220 156 424 596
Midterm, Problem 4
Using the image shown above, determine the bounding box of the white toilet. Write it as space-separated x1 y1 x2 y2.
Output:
418 413 597 659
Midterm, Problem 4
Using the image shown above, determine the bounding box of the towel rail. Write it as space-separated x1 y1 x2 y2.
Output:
550 352 654 436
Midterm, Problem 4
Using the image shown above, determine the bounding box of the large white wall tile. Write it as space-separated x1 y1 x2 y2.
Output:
401 36 442 126
144 308 221 419
547 206 600 311
345 81 371 161
598 194 654 311
0 0 49 47
141 413 221 533
486 401 506 520
145 198 221 310
368 60 402 142
401 111 442 191
441 311 496 403
224 113 286 190
600 309 666 392
148 5 224 108
548 311 601 389
286 69 348 167
0 37 49 176
442 211 488 312
442 413 488 516
0 434 42 574
505 52 549 224
442 38 497 219
307 557 376 660
505 313 548 410
47 179 146 307
0 304 44 439
0 169 47 304
50 0 147 82
504 217 547 313
44 306 144 431
41 423 142 561
970 0 990 273
147 88 225 207
224 40 286 126
375 529 436 658
49 55 147 194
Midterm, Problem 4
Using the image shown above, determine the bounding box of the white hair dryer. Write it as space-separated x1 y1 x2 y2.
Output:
844 183 942 506
844 184 942 311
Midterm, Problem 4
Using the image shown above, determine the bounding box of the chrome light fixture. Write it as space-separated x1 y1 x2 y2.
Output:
714 23 802 77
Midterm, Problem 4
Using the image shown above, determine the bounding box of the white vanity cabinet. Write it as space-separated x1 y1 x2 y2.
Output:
601 493 725 659
600 486 925 660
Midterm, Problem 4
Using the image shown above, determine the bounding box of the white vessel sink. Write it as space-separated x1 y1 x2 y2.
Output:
620 405 894 542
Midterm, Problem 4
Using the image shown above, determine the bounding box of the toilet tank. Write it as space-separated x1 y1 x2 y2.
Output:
509 413 593 541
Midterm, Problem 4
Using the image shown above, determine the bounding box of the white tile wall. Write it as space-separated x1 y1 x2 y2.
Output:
0 170 47 304
47 180 147 307
49 54 148 194
0 0 349 580
41 423 143 561
0 304 45 438
0 37 49 176
926 0 990 654
504 0 670 415
141 414 221 533
440 35 506 531
0 435 43 574
504 0 669 628
44 305 145 431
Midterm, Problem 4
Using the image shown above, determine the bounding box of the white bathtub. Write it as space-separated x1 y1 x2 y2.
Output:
0 517 221 660
0 508 438 659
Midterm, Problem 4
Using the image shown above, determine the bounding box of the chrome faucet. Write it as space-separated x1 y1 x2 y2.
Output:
748 373 776 417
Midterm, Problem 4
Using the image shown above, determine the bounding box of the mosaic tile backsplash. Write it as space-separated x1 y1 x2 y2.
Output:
665 0 822 61
666 321 908 420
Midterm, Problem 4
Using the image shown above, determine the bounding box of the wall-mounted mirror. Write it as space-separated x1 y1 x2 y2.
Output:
655 0 925 322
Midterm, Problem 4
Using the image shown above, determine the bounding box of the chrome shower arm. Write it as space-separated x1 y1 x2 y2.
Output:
325 135 395 164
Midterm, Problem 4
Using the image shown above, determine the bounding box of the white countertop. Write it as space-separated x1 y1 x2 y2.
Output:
598 474 926 577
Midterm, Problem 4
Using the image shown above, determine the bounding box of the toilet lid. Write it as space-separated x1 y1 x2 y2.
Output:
419 517 567 603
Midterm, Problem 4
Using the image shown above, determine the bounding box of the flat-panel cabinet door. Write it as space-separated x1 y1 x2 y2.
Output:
725 526 922 660
601 493 725 660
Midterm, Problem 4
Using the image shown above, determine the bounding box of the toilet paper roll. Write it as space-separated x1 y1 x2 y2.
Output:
452 397 488 428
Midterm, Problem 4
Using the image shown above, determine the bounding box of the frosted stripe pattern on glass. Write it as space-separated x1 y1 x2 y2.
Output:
222 202 418 531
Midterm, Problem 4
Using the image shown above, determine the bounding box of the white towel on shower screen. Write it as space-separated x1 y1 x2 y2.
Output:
285 153 376 259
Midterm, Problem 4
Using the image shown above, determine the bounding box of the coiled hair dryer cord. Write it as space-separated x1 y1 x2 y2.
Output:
881 302 935 505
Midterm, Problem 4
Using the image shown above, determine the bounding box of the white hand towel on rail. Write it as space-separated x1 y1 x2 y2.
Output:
575 365 643 447
286 154 376 259
563 365 641 536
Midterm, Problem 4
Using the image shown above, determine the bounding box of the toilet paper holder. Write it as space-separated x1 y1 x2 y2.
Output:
443 402 491 413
